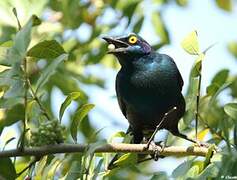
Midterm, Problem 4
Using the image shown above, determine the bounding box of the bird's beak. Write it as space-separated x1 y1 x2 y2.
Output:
102 37 129 54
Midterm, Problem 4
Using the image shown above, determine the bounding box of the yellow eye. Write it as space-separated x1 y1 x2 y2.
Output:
128 36 137 44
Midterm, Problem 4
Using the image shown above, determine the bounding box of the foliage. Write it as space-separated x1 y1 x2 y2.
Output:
0 0 236 180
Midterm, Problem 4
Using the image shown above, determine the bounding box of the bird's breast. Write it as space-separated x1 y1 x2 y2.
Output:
117 67 182 113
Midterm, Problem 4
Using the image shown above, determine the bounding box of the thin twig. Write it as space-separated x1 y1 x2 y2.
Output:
146 107 177 148
137 157 153 164
0 143 209 158
19 57 28 151
195 65 202 140
17 157 40 177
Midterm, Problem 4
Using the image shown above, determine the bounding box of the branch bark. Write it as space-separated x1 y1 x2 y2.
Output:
0 143 209 158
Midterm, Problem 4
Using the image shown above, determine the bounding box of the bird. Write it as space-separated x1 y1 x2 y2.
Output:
103 33 196 169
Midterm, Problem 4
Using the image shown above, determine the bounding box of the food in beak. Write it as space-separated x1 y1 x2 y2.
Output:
108 44 116 51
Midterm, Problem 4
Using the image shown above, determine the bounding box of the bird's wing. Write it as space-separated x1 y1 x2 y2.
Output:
161 54 184 91
115 74 127 118
176 67 184 91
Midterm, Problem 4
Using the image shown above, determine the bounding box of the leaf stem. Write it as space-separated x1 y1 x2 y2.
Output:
27 79 51 120
19 59 28 151
12 8 21 30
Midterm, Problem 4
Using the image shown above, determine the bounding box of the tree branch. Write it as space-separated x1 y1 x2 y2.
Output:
0 143 209 158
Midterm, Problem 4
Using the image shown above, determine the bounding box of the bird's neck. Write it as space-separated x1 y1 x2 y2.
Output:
119 52 155 73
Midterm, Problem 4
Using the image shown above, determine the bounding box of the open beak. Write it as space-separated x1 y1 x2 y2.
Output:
102 37 129 53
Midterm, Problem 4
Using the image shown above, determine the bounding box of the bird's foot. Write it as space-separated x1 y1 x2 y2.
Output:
144 141 165 161
155 141 166 151
150 141 161 161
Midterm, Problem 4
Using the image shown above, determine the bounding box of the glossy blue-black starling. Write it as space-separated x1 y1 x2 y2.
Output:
103 33 196 168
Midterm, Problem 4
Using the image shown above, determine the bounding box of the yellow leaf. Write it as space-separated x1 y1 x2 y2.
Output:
181 31 200 55
197 128 209 141
0 65 10 73
216 0 232 12
114 153 137 167
34 156 48 178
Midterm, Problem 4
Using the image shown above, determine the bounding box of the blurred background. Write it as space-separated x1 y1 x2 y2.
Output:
0 0 237 179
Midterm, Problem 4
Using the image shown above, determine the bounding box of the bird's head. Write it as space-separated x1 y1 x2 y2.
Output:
103 33 152 66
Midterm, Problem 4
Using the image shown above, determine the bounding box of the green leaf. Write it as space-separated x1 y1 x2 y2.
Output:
13 16 35 60
0 16 39 111
181 31 200 55
172 159 194 178
228 41 237 59
108 131 126 142
152 12 169 44
209 82 232 105
42 157 62 179
0 158 17 180
176 0 188 6
35 53 68 93
59 92 81 121
114 153 137 167
32 15 42 26
35 156 48 178
0 104 24 132
206 69 229 96
65 160 81 180
197 163 219 179
26 100 36 118
218 152 237 176
216 0 232 12
34 156 48 179
27 40 66 59
206 84 219 97
211 69 229 85
151 172 168 180
80 141 106 180
204 144 216 168
133 16 144 34
0 40 13 47
191 53 205 77
224 103 237 121
123 1 140 25
91 159 104 180
0 97 24 108
70 103 95 142
186 164 200 178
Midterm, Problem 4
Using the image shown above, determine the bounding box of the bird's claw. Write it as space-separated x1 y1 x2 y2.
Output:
155 141 166 151
146 141 165 161
153 148 159 161
151 141 160 161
